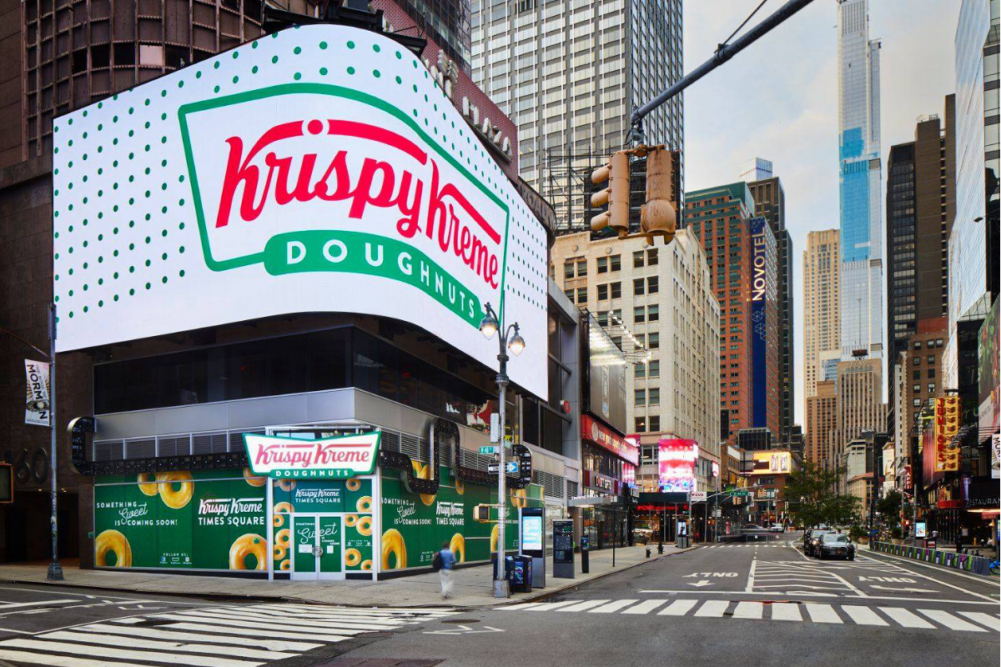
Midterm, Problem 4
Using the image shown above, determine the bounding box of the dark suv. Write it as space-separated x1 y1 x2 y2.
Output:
803 528 832 557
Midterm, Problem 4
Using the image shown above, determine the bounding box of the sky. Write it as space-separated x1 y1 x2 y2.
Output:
682 0 962 428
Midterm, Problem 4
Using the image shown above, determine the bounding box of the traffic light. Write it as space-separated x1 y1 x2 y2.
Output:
590 151 631 237
640 148 679 243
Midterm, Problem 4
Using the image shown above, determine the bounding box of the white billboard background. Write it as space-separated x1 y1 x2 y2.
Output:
52 25 548 399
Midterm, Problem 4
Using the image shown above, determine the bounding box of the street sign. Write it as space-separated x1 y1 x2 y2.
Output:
487 461 520 475
479 446 499 455
730 490 751 497
691 491 707 502
490 414 500 443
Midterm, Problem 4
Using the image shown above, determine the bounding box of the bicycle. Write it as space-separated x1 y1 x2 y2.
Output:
990 558 999 576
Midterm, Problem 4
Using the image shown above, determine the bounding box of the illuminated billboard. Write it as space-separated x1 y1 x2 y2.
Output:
658 439 697 493
51 25 548 399
750 450 791 475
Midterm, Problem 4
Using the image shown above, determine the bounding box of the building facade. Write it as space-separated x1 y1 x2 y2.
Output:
835 358 885 465
886 100 956 408
743 167 795 446
550 229 721 496
685 183 779 445
947 0 1000 388
806 380 838 465
837 0 884 362
470 0 684 232
803 230 841 400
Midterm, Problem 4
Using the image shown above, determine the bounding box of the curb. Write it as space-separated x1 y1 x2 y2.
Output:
496 546 696 607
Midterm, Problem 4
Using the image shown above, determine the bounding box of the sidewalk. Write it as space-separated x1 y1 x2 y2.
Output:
0 544 689 608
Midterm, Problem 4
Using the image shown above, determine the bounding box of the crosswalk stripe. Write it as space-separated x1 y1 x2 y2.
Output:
622 600 669 615
841 606 888 627
805 604 842 624
589 599 640 614
175 608 403 630
0 638 261 667
694 601 730 618
769 604 803 621
0 648 139 667
41 631 296 661
732 602 764 620
0 599 78 610
498 603 540 611
524 601 581 612
919 609 987 632
217 608 409 625
877 608 935 629
658 600 699 616
150 612 374 635
250 604 451 617
154 621 350 643
958 611 1001 632
556 600 611 613
77 623 323 652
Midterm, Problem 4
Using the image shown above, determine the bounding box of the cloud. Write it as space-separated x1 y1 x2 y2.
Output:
683 0 960 429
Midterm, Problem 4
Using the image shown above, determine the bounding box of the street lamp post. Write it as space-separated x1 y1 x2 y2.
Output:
479 302 526 599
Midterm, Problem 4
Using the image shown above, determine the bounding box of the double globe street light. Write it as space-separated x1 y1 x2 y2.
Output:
478 302 525 598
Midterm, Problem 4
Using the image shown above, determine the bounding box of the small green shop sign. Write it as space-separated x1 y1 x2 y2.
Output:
244 432 381 479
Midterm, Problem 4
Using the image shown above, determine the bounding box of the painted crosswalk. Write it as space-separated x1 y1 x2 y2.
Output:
499 599 1000 633
703 544 787 548
0 602 454 667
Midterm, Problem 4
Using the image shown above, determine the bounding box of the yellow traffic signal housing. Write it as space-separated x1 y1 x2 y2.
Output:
640 148 679 243
590 151 631 237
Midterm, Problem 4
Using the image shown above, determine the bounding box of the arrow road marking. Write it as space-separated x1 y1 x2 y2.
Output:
688 580 713 587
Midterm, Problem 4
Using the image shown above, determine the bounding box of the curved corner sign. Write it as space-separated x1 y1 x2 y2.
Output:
244 432 381 479
51 25 548 400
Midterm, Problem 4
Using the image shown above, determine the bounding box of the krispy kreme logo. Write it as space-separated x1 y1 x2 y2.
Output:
243 432 381 479
179 85 512 327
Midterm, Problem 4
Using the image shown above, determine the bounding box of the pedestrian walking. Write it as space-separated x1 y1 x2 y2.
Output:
434 540 457 600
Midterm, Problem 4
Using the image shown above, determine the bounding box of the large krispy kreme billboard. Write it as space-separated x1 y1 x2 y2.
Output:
51 25 548 398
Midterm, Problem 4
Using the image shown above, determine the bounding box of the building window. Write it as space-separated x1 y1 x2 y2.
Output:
648 305 660 322
577 259 587 276
927 368 936 379
913 398 922 407
633 251 644 268
634 278 645 296
564 261 574 280
927 355 935 364
635 364 646 379
611 282 622 299
634 306 646 324
913 369 921 380
648 276 659 294
598 284 608 300
647 249 659 265
649 416 661 431
577 288 587 304
649 360 660 378
648 388 660 406
635 417 647 432
913 357 921 365
610 254 621 271
928 383 936 394
649 333 660 349
635 389 646 407
913 384 921 394
597 257 608 274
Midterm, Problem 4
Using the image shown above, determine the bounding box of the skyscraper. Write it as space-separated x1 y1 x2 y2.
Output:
886 99 956 406
837 0 883 362
742 162 795 446
803 230 841 399
470 0 684 231
685 183 779 444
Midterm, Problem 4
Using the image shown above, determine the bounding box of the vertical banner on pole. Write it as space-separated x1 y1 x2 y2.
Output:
24 360 51 426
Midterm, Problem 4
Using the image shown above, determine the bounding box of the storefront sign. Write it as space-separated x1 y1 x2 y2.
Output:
23 360 51 427
750 216 770 429
658 439 697 493
933 396 961 473
581 414 638 466
244 432 381 479
51 25 547 400
750 450 791 475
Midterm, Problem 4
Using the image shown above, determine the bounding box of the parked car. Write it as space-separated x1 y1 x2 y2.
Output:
816 532 855 560
768 524 786 533
804 528 833 556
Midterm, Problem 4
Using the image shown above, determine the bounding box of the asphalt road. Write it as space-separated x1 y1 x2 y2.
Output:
339 533 1001 667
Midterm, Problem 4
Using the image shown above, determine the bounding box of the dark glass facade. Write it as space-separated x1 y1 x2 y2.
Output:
94 327 495 427
886 142 918 371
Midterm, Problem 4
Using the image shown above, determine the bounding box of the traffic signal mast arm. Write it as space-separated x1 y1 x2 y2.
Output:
629 0 816 137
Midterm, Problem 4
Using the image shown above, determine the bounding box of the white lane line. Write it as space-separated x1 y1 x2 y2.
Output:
150 612 374 635
0 638 261 667
589 599 640 614
249 604 452 616
42 631 296 661
77 623 322 652
860 551 1000 598
919 609 987 632
840 606 888 626
745 559 757 593
0 648 143 667
958 612 1001 632
623 600 670 615
0 600 78 611
657 600 699 616
804 604 843 624
878 607 935 629
555 600 610 613
769 604 803 621
694 601 730 618
155 622 350 643
732 602 764 620
522 601 581 612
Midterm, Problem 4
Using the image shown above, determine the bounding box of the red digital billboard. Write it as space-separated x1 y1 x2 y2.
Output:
658 439 698 493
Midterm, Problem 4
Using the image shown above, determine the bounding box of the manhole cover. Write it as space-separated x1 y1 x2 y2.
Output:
440 618 479 624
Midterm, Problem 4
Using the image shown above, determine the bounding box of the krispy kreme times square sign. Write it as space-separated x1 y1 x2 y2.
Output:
51 25 548 399
244 432 381 479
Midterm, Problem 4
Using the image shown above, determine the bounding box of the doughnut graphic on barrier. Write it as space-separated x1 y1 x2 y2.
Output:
381 528 407 570
95 529 132 568
157 471 194 509
229 534 267 570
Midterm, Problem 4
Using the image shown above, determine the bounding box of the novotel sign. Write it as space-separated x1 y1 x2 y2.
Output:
244 432 381 479
51 25 548 400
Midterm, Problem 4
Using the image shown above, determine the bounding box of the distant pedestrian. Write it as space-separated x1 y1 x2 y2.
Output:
435 541 457 600
955 533 963 554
